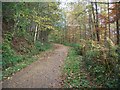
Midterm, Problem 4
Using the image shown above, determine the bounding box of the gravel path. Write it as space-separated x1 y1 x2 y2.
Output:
2 44 69 88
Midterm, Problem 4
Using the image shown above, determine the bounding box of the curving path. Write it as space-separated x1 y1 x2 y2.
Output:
2 44 69 88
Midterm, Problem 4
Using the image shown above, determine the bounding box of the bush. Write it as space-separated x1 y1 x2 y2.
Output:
63 43 84 55
2 32 52 79
63 48 81 88
83 40 119 87
2 33 21 69
34 41 52 51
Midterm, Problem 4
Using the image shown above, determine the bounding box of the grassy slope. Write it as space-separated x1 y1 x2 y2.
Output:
63 48 97 88
2 42 53 80
63 41 119 88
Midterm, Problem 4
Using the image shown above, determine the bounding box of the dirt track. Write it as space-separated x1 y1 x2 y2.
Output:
2 44 69 88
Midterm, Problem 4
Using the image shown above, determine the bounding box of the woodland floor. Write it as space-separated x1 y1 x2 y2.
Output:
2 44 69 88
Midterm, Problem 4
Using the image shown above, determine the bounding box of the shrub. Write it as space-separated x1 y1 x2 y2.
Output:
35 41 51 51
63 43 84 55
2 32 52 74
2 33 23 70
83 40 119 87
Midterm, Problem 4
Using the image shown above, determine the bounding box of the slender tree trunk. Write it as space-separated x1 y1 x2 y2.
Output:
83 15 87 40
65 26 67 43
37 28 39 40
89 12 92 39
108 2 111 39
34 25 38 43
79 26 81 42
95 2 100 42
116 20 119 45
104 24 107 46
91 2 97 41
116 3 119 45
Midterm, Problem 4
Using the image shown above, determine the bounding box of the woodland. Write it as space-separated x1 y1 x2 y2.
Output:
1 0 120 88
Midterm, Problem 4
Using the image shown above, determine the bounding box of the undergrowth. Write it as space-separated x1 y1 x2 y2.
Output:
2 32 52 79
83 40 119 88
63 48 92 88
63 40 119 88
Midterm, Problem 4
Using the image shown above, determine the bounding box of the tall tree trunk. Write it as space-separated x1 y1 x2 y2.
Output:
108 2 111 39
84 15 87 40
79 26 81 42
104 24 107 46
91 2 97 41
116 19 119 45
89 12 92 39
34 25 38 43
95 2 100 42
116 3 119 45
37 28 40 40
84 24 87 40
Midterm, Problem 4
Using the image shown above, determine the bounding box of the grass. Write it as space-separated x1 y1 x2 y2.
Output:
2 43 53 80
2 55 37 79
63 48 92 88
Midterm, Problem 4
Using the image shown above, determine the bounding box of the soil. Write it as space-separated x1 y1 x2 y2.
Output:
2 44 69 88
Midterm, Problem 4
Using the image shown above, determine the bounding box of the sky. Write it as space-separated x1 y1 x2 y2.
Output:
1 0 119 2
59 0 120 9
59 0 120 2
